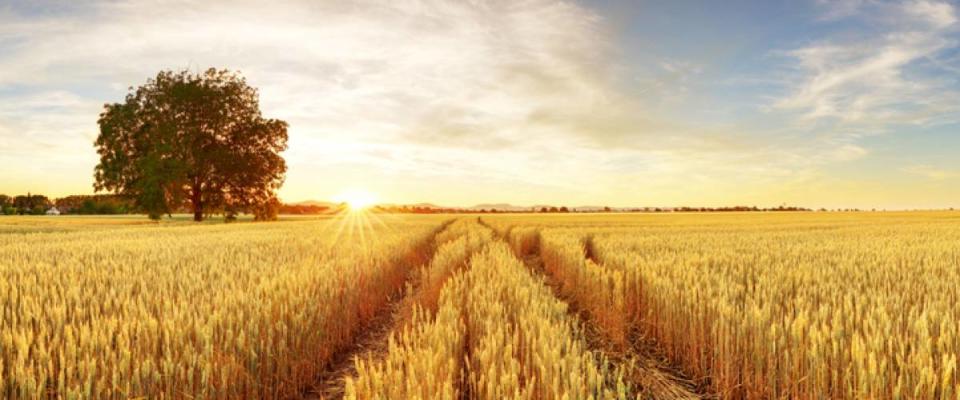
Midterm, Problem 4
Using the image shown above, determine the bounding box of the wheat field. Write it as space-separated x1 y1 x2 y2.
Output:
2 212 959 399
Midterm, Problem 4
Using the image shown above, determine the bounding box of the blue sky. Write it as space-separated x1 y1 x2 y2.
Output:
0 0 958 208
590 0 960 209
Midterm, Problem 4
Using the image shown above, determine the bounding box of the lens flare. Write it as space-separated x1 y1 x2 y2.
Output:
333 189 377 211
322 189 393 249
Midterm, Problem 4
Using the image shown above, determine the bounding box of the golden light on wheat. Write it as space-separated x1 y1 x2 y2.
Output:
3 212 960 399
323 188 389 248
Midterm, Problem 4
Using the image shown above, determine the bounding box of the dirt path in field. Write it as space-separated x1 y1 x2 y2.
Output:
306 295 402 399
306 218 707 399
477 219 706 400
303 220 455 400
521 251 705 400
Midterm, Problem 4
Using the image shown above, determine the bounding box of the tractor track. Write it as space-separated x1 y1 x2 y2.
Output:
307 217 709 399
478 218 706 400
303 219 455 400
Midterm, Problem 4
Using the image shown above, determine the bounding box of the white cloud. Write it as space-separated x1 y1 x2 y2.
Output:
1 0 808 205
0 0 955 207
777 0 958 127
904 0 957 29
0 0 637 199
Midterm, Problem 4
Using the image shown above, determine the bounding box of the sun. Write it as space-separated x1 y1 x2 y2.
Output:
333 189 377 211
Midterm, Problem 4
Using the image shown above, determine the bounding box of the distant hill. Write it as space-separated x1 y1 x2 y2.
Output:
468 203 536 212
377 202 446 209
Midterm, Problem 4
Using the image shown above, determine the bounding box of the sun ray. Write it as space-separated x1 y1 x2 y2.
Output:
333 189 377 212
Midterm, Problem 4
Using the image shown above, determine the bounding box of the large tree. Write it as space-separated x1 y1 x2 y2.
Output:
94 68 288 221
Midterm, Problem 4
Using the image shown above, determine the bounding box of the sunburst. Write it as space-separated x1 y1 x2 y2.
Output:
333 189 377 212
321 189 392 248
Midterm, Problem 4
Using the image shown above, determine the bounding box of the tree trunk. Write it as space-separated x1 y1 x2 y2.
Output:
192 183 203 222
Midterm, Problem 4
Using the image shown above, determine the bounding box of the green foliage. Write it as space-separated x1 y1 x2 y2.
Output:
252 197 281 221
56 194 132 215
0 195 13 216
94 68 288 222
12 193 51 215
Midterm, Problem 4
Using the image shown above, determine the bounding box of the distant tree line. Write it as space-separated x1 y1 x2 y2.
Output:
279 204 332 215
0 196 892 217
374 205 473 214
0 193 334 217
0 193 53 215
55 195 134 214
0 193 134 215
372 204 814 214
372 205 523 214
372 205 579 214
671 205 811 212
538 206 571 213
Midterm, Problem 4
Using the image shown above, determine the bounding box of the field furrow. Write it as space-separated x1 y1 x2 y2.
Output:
306 219 458 399
480 212 960 400
497 223 704 400
311 219 489 399
0 217 449 399
7 212 960 399
346 219 628 399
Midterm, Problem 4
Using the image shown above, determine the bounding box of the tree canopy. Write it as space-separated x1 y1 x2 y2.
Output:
12 193 52 215
94 68 288 221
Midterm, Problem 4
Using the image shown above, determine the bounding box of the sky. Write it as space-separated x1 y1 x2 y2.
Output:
0 0 958 209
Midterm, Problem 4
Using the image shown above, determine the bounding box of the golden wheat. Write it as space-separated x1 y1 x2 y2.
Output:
347 222 629 400
6 212 959 400
486 212 960 400
0 216 445 399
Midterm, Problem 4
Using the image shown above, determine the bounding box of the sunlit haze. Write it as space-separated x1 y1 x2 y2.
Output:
2 0 959 209
334 189 378 211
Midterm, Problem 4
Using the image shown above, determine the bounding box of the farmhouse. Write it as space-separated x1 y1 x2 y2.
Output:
45 207 60 215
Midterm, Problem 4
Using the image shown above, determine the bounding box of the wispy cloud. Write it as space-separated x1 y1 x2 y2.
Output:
905 0 957 28
777 0 958 128
0 0 957 208
0 0 636 199
0 0 786 204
